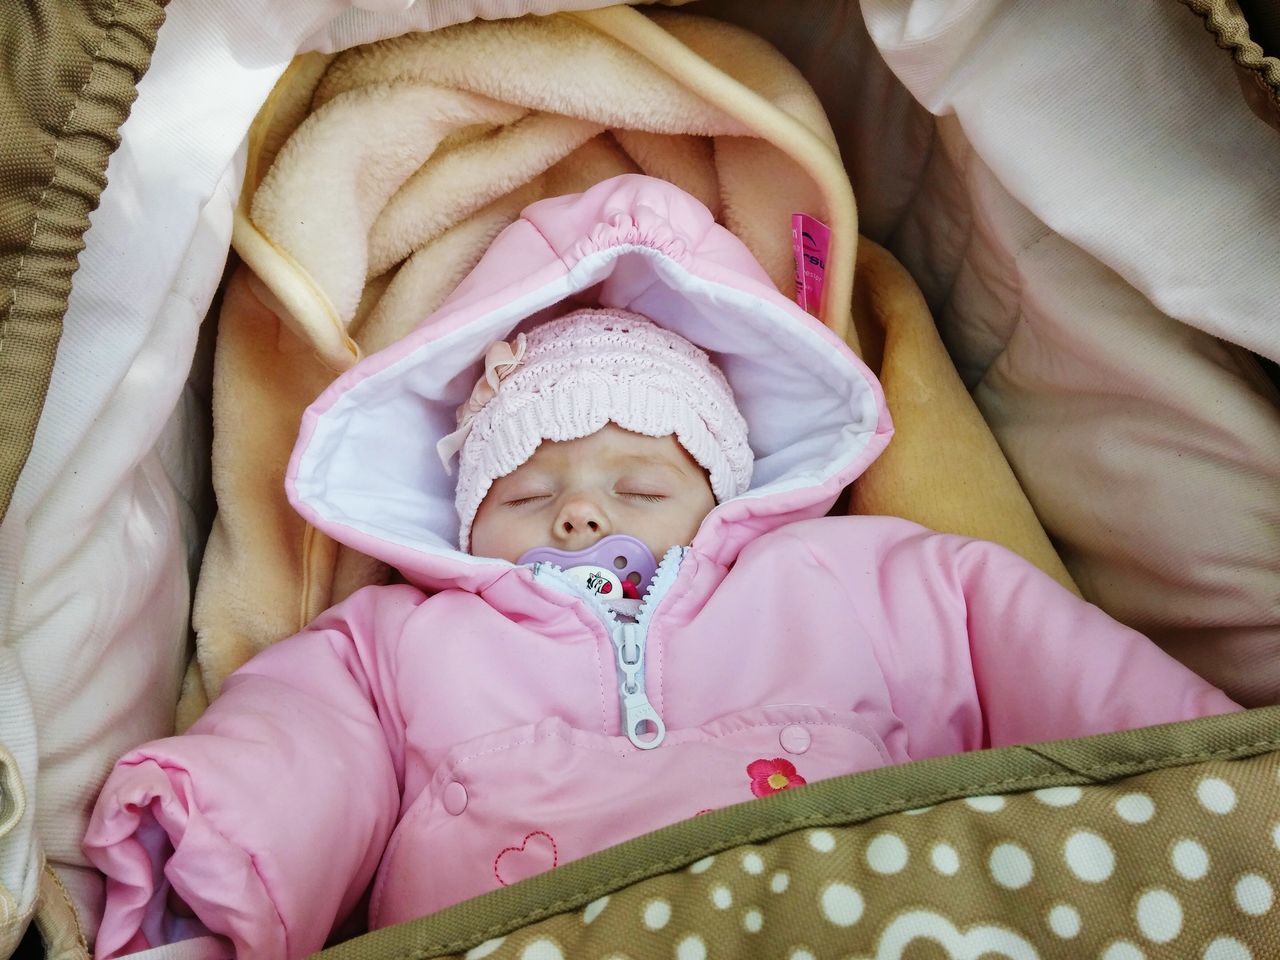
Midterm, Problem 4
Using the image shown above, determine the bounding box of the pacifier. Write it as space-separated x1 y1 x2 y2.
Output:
519 535 658 599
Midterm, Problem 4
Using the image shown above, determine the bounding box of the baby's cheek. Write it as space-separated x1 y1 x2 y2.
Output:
660 504 711 553
470 506 515 561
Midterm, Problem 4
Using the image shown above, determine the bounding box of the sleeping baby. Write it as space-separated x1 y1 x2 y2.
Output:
84 175 1239 960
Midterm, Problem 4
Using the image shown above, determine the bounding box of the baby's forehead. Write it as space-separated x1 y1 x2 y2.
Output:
504 426 694 477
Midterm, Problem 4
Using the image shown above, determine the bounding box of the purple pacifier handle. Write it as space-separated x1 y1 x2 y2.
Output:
519 534 658 596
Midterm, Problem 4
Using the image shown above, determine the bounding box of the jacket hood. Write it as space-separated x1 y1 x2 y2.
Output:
286 175 892 593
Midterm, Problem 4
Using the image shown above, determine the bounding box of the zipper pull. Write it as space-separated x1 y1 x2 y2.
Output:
622 689 666 750
615 622 666 750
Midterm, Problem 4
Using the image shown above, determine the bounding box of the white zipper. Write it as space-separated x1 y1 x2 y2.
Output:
533 546 685 750
614 621 664 749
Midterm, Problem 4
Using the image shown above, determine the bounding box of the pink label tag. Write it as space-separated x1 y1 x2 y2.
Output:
791 213 830 317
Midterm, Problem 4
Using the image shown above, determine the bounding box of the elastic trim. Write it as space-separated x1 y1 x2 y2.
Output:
1177 0 1280 129
0 0 169 524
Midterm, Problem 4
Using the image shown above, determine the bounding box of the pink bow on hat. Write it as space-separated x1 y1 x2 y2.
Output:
436 333 527 472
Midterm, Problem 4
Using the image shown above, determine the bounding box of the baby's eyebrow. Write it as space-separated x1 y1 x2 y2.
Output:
615 456 691 480
493 468 554 489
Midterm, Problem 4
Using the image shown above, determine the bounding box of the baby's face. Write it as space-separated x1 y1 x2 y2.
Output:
470 423 716 564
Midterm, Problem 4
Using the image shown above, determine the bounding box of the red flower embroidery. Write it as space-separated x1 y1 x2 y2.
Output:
747 757 807 797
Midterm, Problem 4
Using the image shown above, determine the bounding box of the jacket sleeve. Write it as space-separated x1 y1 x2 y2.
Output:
83 584 426 960
795 518 1240 758
936 533 1241 749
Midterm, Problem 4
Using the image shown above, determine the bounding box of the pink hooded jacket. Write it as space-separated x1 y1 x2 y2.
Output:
84 176 1239 959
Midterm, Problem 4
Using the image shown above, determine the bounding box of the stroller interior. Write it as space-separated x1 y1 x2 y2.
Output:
2 0 1278 957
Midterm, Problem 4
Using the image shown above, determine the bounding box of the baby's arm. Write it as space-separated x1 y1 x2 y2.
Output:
941 533 1241 748
84 584 425 960
791 516 1239 756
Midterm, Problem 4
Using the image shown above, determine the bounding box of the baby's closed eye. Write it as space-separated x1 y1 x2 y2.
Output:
503 493 553 508
614 474 672 501
619 492 666 502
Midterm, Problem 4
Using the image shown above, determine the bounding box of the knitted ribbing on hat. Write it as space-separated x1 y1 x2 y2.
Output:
450 308 752 552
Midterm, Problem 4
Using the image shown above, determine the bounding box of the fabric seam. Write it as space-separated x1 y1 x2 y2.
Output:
5 0 121 330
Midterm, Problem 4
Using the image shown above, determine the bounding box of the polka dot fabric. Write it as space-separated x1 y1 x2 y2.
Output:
419 753 1280 960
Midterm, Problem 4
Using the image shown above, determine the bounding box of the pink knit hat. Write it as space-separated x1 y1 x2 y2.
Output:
439 308 753 551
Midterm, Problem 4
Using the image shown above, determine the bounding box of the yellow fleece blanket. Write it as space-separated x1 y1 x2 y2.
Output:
182 7 1073 727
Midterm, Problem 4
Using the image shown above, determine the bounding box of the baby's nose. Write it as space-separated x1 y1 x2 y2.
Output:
555 496 610 540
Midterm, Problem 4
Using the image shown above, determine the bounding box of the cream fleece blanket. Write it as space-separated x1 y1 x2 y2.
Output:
184 7 1072 725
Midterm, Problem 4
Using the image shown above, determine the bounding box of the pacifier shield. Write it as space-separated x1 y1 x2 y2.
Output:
519 534 658 596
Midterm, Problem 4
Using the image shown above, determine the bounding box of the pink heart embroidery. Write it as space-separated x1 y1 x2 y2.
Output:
494 831 558 887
